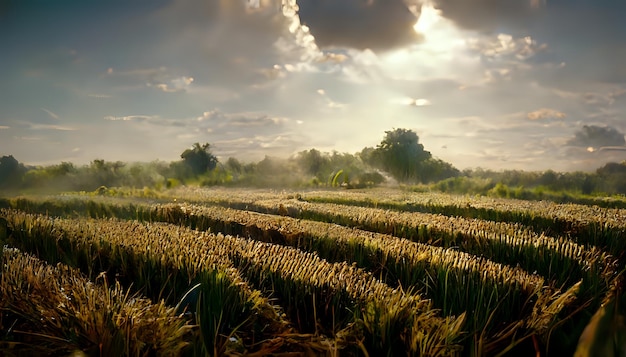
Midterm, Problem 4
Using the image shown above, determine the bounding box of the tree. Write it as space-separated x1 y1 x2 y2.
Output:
296 149 328 176
225 157 243 174
420 158 460 183
180 143 218 176
0 155 19 179
371 128 432 183
0 155 24 188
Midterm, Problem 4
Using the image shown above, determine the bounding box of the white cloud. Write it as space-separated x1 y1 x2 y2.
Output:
41 108 60 120
153 76 194 93
526 108 566 121
316 88 346 109
105 66 195 93
104 115 156 122
390 97 431 106
13 136 43 141
28 123 77 131
467 34 546 61
196 109 288 128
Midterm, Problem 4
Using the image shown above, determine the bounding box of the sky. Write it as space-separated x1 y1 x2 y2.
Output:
1 0 626 172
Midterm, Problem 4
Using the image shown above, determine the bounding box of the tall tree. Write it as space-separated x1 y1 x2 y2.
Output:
181 143 218 176
296 149 329 177
372 128 431 182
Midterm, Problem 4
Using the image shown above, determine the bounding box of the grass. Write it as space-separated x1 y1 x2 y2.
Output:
1 187 624 355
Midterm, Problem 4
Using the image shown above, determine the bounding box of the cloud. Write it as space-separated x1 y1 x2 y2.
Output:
390 97 431 106
553 87 626 107
104 109 293 143
104 115 156 122
211 133 309 160
296 0 421 51
196 110 288 129
185 109 307 160
146 0 315 88
528 3 626 86
41 108 59 120
412 98 432 107
567 125 626 150
316 89 346 109
259 65 288 81
466 34 546 61
595 146 626 153
26 123 77 131
106 67 195 93
526 108 566 121
14 136 43 142
431 0 541 33
430 0 626 86
153 76 194 93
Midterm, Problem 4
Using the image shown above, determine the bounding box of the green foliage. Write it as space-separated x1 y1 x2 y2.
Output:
371 128 432 183
354 171 386 188
198 166 233 186
6 133 626 196
0 155 26 188
420 158 461 183
297 148 328 177
180 142 218 176
331 169 345 187
166 177 180 189
364 129 458 184
433 168 626 208
434 176 495 195
575 297 626 357
489 182 510 198
292 149 385 188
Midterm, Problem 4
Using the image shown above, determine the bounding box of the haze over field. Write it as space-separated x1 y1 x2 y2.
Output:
1 0 625 171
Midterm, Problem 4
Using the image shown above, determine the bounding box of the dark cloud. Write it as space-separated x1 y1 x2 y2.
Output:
527 2 626 86
432 0 626 84
296 0 421 51
567 125 626 149
431 0 539 33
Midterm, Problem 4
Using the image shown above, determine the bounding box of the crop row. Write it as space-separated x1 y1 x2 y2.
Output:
1 196 600 354
159 202 595 355
164 187 626 256
0 246 190 356
1 209 463 356
1 209 289 356
296 189 626 253
147 194 614 293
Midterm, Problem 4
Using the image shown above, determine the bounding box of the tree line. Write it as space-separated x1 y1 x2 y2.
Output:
2 128 626 204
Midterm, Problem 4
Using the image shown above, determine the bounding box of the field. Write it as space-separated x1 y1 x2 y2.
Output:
1 187 625 356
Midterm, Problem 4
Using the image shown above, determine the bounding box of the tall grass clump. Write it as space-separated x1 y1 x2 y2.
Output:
0 246 190 356
0 209 290 355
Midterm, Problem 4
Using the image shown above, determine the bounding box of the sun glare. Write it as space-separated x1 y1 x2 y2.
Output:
413 3 441 34
380 1 466 80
